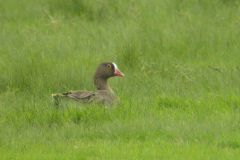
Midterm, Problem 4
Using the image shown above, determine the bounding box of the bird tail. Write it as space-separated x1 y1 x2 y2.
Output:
52 93 63 106
52 92 73 107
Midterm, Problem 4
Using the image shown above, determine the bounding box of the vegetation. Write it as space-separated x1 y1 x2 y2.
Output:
1 0 240 159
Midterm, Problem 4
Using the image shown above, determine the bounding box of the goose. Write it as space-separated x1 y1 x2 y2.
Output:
52 62 124 106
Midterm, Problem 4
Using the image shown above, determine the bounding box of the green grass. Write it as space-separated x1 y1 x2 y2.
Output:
1 0 240 159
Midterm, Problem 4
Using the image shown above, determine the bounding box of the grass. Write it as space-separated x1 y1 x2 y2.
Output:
1 0 240 159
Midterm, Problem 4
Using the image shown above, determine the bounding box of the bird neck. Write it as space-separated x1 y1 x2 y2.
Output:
94 76 113 93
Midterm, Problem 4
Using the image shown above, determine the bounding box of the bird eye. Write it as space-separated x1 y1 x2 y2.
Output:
107 64 111 68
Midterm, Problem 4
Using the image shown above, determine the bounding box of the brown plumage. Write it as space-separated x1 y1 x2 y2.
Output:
52 62 124 106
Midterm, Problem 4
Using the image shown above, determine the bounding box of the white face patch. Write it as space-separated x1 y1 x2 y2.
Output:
112 63 118 73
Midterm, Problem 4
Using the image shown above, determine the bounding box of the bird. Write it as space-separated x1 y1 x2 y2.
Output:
52 62 124 106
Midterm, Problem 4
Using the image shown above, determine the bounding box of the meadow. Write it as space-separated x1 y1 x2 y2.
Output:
1 0 240 159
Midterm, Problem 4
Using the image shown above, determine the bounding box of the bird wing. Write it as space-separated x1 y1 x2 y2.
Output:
52 90 118 106
62 90 95 103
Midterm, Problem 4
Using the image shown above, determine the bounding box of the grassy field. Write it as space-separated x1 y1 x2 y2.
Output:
1 0 240 159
